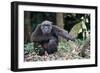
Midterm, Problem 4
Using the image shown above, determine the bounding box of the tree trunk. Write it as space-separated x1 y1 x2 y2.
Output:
56 13 65 41
56 13 64 28
24 12 32 43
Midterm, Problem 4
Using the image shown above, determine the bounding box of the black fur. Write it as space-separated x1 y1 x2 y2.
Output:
31 20 76 55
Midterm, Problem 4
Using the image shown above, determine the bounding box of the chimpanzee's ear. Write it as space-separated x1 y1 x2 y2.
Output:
39 24 43 29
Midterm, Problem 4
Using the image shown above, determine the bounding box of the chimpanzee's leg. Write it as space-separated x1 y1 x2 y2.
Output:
38 48 45 56
34 43 45 56
46 39 58 54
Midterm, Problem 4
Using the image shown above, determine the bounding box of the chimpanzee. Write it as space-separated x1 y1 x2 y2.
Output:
31 20 76 55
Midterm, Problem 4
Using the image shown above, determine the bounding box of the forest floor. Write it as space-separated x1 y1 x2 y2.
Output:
24 39 90 62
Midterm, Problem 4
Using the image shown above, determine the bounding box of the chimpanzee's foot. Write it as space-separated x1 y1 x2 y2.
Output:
46 48 57 54
38 48 45 56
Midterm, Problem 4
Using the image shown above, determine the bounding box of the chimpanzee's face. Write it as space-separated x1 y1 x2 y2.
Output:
40 20 52 34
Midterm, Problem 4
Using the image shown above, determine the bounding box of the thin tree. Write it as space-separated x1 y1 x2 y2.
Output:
56 13 64 28
24 12 32 43
56 13 65 41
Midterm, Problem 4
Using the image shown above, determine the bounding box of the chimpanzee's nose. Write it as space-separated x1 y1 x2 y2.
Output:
45 27 48 31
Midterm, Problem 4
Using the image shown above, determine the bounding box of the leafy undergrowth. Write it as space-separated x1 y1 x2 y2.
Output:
24 39 90 62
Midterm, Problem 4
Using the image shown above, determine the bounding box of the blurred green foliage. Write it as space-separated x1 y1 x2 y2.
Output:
24 43 33 53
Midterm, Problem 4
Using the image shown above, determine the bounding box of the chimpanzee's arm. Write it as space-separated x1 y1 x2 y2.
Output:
52 25 76 41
